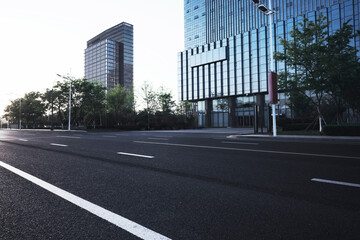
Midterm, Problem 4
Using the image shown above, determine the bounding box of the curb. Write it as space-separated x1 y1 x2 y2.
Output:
227 134 360 141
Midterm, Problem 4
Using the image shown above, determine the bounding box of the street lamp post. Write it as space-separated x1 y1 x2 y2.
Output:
251 0 277 136
56 74 72 131
19 98 22 130
51 89 54 131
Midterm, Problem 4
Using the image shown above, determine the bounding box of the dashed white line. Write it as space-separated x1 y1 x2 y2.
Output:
148 138 168 141
18 139 29 142
0 161 171 240
222 141 259 145
50 143 68 147
311 178 360 188
117 152 154 159
116 134 129 136
56 136 81 139
134 141 360 160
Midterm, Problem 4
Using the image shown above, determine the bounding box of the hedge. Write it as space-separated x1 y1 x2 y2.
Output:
323 124 360 136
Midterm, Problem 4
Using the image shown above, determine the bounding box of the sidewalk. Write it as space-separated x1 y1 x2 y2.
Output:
139 128 254 134
228 133 360 141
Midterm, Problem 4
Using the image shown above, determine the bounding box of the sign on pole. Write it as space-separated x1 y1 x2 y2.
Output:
268 72 278 103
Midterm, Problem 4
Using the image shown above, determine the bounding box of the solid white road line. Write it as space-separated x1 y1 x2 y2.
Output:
0 161 171 240
18 139 29 142
56 136 81 139
50 143 68 147
134 141 360 160
117 152 154 159
311 178 360 188
148 138 168 141
222 141 259 145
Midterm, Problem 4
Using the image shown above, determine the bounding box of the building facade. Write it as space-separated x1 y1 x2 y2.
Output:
85 22 133 90
178 0 360 128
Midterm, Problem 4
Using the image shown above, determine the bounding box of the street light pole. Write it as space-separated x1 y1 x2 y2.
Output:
268 0 277 137
251 0 277 136
51 89 54 131
19 98 22 130
68 78 71 131
57 74 72 131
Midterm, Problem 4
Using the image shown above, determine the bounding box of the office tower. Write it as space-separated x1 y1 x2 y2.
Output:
85 22 133 90
178 0 360 128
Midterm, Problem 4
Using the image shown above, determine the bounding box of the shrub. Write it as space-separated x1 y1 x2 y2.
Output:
323 124 360 136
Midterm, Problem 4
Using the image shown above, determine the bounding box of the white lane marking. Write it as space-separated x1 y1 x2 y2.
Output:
117 152 154 159
18 139 29 142
148 138 168 141
311 178 360 188
0 161 171 240
56 136 81 139
134 141 360 160
50 143 68 147
222 141 259 145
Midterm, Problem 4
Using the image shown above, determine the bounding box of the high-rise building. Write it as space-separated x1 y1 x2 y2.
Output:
85 22 133 90
178 0 360 128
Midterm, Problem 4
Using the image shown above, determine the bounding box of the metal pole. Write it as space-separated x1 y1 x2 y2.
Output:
68 77 71 131
269 0 277 136
19 98 22 130
147 110 150 130
51 89 54 131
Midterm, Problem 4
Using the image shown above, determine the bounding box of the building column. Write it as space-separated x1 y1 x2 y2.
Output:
255 94 265 134
228 96 236 128
205 99 212 128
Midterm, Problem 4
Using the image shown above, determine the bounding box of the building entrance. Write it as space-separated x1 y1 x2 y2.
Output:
236 106 255 127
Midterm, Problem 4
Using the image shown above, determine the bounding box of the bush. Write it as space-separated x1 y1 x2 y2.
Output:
323 124 360 136
277 117 315 131
282 123 317 131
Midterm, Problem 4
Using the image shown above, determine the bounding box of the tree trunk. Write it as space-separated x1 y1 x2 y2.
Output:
317 106 322 132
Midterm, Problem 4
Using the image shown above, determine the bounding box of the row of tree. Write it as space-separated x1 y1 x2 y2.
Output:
2 79 194 130
274 14 360 129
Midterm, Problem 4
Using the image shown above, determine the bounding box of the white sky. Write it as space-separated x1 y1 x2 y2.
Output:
0 0 184 117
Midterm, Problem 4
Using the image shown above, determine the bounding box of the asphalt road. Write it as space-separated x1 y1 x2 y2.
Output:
0 129 360 240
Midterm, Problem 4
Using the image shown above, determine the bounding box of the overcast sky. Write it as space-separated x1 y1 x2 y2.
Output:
0 0 184 117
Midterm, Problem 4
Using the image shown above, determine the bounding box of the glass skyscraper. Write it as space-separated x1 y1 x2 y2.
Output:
85 22 133 90
178 0 360 128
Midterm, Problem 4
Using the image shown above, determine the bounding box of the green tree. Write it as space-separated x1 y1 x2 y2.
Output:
140 81 158 130
274 14 331 131
80 80 106 128
107 84 134 126
325 21 360 122
21 91 45 128
48 80 70 128
3 92 45 128
158 87 176 113
3 98 22 126
141 81 159 114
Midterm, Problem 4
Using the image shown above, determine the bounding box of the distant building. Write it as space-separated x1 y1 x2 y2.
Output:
85 22 133 90
178 0 360 128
